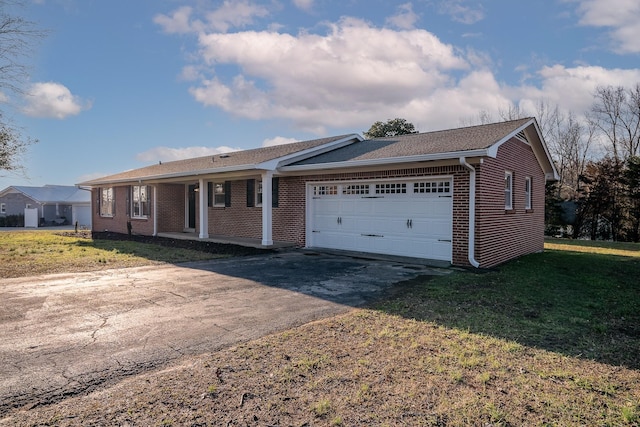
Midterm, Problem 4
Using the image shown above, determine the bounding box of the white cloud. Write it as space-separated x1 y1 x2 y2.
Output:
386 3 419 30
158 6 640 135
262 136 299 147
439 0 484 24
187 17 470 132
572 0 640 53
22 82 91 119
153 6 194 34
513 65 640 117
136 145 240 162
154 1 269 34
292 0 314 12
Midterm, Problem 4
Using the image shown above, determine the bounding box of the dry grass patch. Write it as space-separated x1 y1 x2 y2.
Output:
2 310 638 426
0 231 221 278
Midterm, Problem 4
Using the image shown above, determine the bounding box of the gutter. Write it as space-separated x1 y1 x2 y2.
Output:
459 157 480 268
280 149 490 172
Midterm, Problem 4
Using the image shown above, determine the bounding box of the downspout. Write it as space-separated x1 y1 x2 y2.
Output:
459 157 480 268
153 185 158 236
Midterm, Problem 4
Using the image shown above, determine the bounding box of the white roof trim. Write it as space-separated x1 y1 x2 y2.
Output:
279 148 490 172
486 118 535 158
258 134 362 170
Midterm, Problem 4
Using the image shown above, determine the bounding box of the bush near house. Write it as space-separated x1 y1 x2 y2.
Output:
0 214 24 227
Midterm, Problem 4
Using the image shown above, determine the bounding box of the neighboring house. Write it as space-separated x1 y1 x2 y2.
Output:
0 185 92 227
79 118 558 268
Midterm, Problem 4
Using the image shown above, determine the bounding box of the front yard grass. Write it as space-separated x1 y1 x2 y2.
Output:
0 230 220 278
1 237 639 426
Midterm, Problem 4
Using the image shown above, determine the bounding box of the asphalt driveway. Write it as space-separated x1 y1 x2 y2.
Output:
0 251 447 414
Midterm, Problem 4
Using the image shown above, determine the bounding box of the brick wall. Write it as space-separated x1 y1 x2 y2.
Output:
157 184 185 232
207 179 263 238
474 137 546 268
91 186 155 235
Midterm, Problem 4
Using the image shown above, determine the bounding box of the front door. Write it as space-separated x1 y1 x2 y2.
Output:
187 184 197 229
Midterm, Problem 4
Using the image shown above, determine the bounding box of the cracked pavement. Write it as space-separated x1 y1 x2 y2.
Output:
0 251 446 414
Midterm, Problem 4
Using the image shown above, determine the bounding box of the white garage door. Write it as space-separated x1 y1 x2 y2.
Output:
307 178 453 261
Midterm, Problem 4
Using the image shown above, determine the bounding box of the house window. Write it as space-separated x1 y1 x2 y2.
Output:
504 171 513 210
256 180 263 206
0 203 5 214
25 203 32 209
100 187 115 217
131 185 150 218
213 183 225 207
525 176 532 210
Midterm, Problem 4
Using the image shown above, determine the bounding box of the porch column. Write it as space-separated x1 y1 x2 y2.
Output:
199 178 209 239
261 171 273 246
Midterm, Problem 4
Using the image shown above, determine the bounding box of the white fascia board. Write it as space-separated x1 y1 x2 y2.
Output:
279 148 490 172
257 134 363 171
529 120 560 181
486 118 535 158
81 164 258 187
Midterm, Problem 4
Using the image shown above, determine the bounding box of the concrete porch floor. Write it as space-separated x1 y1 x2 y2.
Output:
156 231 297 249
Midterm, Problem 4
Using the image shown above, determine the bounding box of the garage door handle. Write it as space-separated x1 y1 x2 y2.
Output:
438 239 452 242
362 234 384 237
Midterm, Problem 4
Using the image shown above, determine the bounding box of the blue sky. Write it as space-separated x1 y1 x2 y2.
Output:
1 0 639 189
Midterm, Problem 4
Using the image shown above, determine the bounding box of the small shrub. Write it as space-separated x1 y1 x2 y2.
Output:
312 398 331 417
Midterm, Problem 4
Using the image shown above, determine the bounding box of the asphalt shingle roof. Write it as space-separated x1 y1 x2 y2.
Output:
80 135 355 185
289 118 533 166
8 185 90 203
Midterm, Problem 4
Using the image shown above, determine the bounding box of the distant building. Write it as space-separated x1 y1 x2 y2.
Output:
0 185 92 227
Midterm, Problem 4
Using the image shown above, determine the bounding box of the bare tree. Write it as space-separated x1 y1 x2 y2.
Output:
0 0 43 174
588 85 640 163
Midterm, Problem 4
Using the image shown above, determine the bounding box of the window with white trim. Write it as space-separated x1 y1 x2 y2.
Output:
100 187 115 217
213 183 225 207
414 181 451 194
131 185 150 218
525 176 532 210
313 185 338 196
504 171 513 210
343 184 370 195
0 203 5 214
256 180 263 206
375 183 407 194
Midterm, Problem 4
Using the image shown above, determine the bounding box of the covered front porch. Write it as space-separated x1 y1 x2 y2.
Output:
156 231 296 249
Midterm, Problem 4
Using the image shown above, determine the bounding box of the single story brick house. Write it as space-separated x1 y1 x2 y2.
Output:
0 185 92 227
79 118 558 268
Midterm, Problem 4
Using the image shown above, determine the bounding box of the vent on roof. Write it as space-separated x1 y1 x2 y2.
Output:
220 154 230 158
516 130 529 143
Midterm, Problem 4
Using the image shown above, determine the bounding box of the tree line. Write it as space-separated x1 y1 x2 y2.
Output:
539 85 640 242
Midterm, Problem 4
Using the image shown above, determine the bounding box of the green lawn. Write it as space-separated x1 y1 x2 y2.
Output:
377 239 640 369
